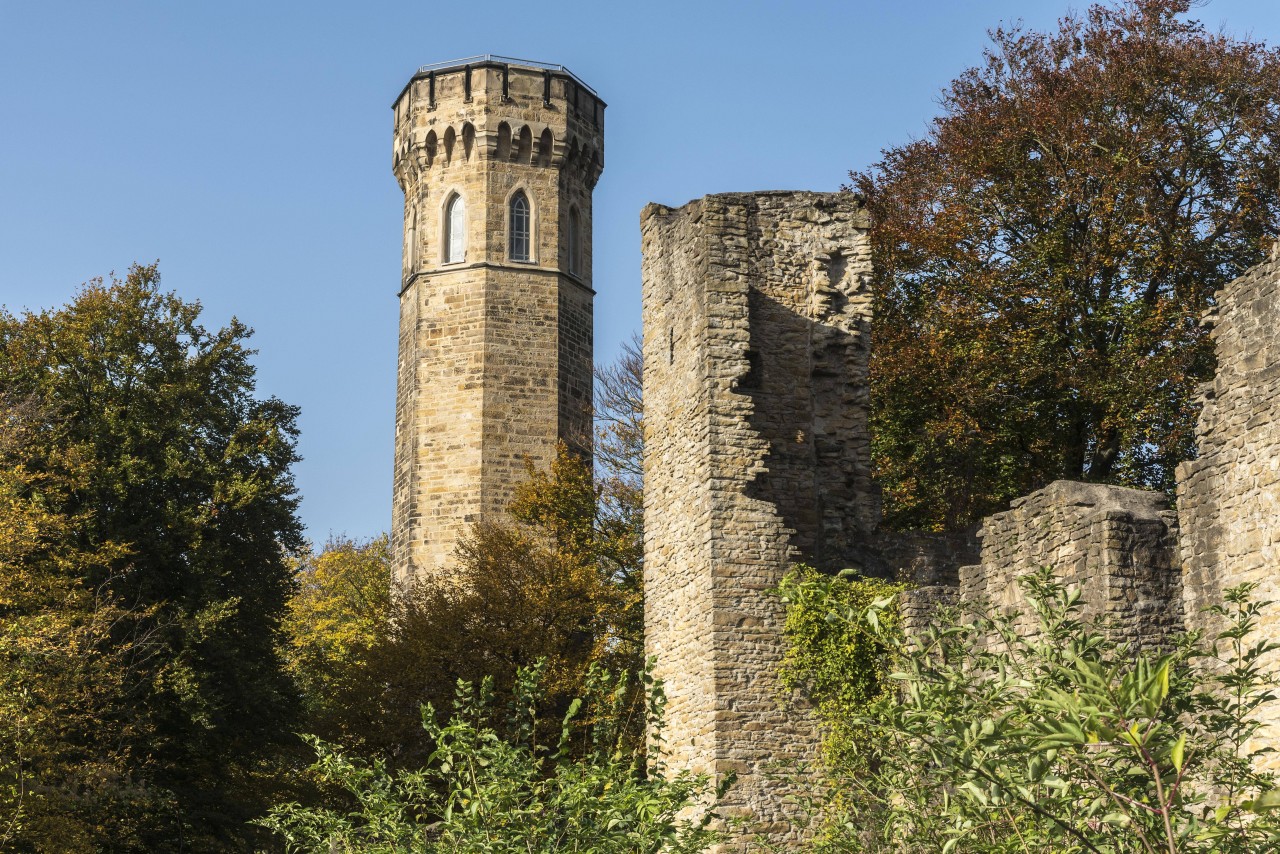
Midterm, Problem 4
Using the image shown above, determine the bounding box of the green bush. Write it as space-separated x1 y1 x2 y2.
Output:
783 567 1280 853
257 662 723 853
777 566 905 769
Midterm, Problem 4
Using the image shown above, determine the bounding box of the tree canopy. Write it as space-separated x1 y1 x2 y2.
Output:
858 0 1280 531
289 446 645 768
0 265 304 849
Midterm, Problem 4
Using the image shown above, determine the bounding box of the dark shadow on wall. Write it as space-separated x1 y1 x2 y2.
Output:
736 284 979 583
737 282 882 576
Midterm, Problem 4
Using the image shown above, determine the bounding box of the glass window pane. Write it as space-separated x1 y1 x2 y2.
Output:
447 196 464 262
510 193 530 261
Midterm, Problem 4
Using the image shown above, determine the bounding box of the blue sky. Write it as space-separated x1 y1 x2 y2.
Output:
2 0 1277 543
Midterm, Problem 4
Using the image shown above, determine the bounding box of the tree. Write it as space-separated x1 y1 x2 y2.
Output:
593 332 644 618
780 569 1280 852
0 396 163 852
0 265 305 849
295 447 644 768
280 340 647 769
856 0 1280 531
593 332 643 490
282 536 391 748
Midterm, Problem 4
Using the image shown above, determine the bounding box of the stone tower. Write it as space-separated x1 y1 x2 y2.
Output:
391 56 604 586
641 192 874 848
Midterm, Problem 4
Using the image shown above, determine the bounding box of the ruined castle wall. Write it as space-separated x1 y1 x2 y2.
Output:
1177 248 1280 766
640 200 717 788
959 481 1182 648
642 191 871 847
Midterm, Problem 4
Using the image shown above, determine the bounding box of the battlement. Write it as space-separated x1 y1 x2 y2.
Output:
392 58 603 193
401 54 601 100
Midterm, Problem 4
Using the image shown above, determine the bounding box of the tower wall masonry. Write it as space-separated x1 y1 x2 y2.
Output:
1178 246 1280 769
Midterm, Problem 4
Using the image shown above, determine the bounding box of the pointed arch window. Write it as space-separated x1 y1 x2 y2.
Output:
444 194 465 263
568 207 580 276
509 191 530 262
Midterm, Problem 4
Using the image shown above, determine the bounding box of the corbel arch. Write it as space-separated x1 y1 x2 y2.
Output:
442 126 456 165
537 128 554 167
516 125 533 164
496 122 512 161
461 122 475 160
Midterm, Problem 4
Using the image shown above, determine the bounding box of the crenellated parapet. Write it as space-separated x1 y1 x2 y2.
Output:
391 57 604 196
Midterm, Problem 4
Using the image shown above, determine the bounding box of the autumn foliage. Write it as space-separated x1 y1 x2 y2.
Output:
281 445 644 770
857 0 1280 530
0 267 304 850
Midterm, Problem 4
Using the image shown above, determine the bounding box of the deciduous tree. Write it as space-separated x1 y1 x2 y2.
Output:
0 396 160 852
282 536 391 747
313 447 644 767
857 0 1280 530
282 341 648 769
0 265 305 849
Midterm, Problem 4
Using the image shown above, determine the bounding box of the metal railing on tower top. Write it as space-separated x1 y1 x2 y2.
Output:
414 54 598 97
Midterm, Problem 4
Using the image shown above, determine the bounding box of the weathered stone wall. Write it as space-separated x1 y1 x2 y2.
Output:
642 191 872 849
875 529 978 586
957 480 1183 648
1177 245 1280 767
390 61 603 586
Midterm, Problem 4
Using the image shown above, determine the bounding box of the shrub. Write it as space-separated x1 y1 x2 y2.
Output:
777 566 905 769
783 567 1280 853
257 662 723 854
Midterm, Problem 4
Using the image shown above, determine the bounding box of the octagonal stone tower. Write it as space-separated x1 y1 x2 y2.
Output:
391 56 604 586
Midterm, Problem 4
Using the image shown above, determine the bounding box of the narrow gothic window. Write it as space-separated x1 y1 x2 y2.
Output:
445 194 464 263
510 191 530 262
568 207 580 275
405 209 417 272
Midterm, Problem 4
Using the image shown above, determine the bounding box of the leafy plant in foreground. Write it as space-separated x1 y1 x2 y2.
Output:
258 662 723 853
782 567 1280 852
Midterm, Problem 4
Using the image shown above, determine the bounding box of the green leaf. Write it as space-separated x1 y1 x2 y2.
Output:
1248 790 1280 813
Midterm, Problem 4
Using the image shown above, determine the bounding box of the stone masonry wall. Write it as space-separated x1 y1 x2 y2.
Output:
958 481 1183 648
642 191 871 849
1178 245 1280 768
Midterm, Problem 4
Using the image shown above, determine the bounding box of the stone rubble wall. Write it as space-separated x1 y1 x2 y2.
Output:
1177 246 1280 768
875 529 978 586
642 191 871 850
958 480 1183 648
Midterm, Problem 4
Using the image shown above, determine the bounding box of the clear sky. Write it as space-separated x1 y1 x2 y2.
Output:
2 0 1277 544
